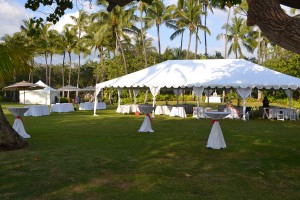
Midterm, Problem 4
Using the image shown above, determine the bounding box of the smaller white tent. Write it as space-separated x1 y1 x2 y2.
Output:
19 80 60 105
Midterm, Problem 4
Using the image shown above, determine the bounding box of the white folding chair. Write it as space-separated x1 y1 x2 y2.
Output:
276 109 285 121
289 109 297 121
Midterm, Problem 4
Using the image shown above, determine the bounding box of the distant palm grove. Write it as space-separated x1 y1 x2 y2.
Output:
1 0 300 102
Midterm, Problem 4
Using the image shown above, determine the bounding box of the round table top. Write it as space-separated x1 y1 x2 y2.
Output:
205 111 230 120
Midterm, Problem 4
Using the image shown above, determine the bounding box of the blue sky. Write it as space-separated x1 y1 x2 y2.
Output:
0 0 254 64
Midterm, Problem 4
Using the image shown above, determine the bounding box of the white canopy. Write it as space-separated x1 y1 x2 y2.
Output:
20 80 60 105
96 59 300 91
94 59 300 116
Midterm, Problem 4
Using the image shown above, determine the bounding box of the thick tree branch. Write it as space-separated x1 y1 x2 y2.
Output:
247 0 300 54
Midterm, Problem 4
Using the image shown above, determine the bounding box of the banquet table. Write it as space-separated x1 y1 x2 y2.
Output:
138 106 155 132
24 105 50 117
7 107 30 138
155 105 173 115
79 102 106 110
50 103 74 113
205 111 230 149
169 107 187 118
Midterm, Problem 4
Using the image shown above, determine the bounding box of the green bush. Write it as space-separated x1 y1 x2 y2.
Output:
59 97 69 103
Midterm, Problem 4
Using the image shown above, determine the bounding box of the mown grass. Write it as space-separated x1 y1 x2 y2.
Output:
0 102 300 200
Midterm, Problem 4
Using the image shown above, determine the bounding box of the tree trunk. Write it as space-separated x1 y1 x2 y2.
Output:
76 54 81 97
0 105 28 150
204 0 208 57
45 52 48 85
115 28 128 75
157 24 161 55
68 52 72 99
194 26 199 59
186 30 193 59
180 31 184 59
257 29 261 64
62 51 65 97
247 0 300 54
225 7 231 59
140 5 148 68
49 54 53 87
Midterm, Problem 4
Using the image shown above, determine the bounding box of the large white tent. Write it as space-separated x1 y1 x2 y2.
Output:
20 80 60 105
94 59 300 118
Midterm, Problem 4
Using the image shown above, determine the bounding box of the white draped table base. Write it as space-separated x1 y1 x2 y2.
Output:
138 106 154 132
205 112 230 149
7 107 30 138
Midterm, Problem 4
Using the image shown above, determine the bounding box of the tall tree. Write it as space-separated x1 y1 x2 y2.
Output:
93 1 135 75
62 25 77 98
146 0 174 55
226 16 256 58
68 11 89 95
174 0 210 59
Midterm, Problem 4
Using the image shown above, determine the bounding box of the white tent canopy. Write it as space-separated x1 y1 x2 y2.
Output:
20 80 60 105
94 59 300 115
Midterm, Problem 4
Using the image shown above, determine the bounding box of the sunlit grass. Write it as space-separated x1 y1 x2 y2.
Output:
0 102 299 200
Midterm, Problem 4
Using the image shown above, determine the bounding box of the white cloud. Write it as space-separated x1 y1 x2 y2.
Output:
0 0 31 38
50 12 79 33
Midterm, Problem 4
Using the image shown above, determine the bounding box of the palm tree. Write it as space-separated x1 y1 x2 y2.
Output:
68 10 89 95
47 29 62 86
174 0 210 59
34 23 52 85
92 2 135 75
168 0 185 59
62 25 77 98
226 16 256 58
137 1 149 68
146 0 174 55
81 20 111 82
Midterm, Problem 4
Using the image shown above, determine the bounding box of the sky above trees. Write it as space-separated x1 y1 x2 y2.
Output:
0 0 290 64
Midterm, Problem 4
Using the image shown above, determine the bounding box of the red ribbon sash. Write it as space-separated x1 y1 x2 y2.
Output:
211 119 218 124
146 114 152 123
16 116 23 121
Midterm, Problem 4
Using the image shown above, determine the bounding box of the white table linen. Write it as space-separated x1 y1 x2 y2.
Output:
24 105 49 117
138 106 155 132
7 107 30 138
205 111 230 149
50 103 74 113
79 102 106 110
169 107 187 118
155 105 173 115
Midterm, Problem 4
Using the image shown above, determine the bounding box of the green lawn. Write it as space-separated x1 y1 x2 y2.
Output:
0 102 300 200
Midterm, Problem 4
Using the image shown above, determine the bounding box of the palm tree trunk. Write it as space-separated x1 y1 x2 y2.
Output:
186 30 193 59
194 27 199 59
62 51 65 97
45 52 48 85
225 7 231 59
157 24 161 55
68 52 72 99
180 31 184 59
99 47 105 82
76 54 81 97
204 2 208 57
49 54 53 87
257 29 261 64
115 28 128 75
140 7 148 68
